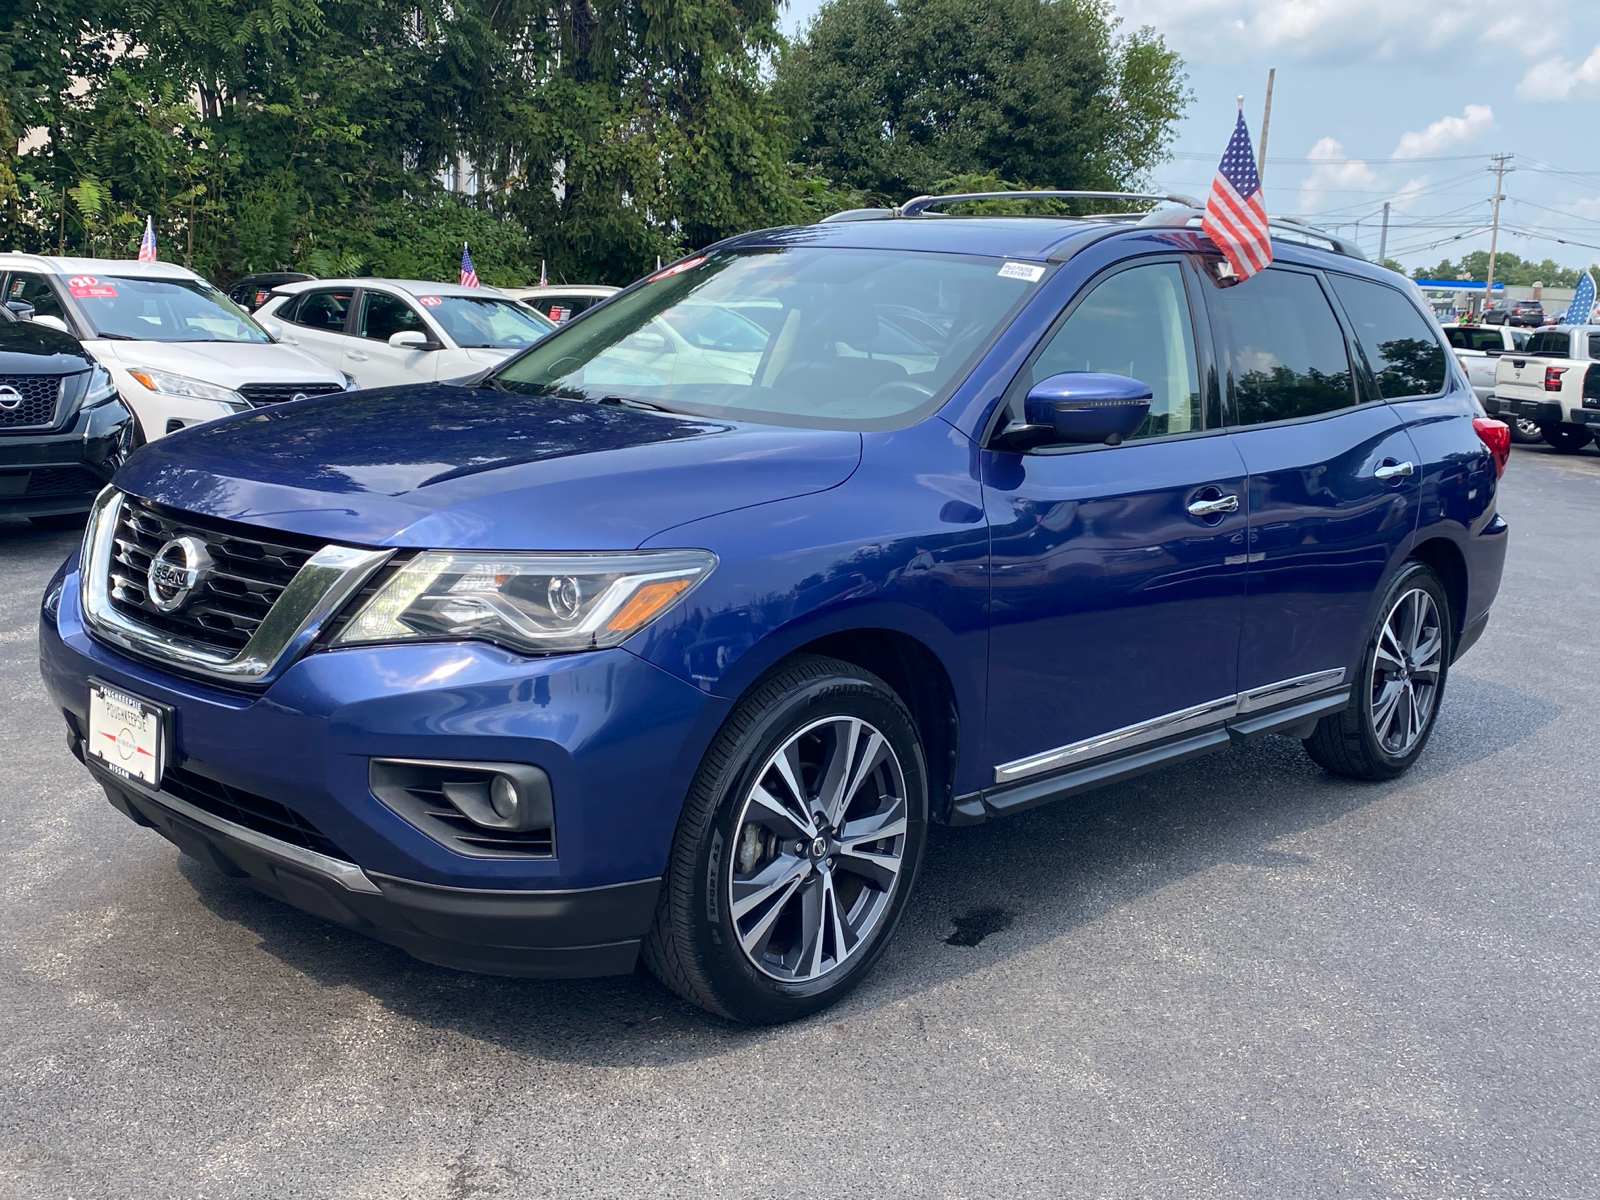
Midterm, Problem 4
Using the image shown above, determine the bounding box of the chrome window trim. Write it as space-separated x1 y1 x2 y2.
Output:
78 487 393 686
994 668 1347 785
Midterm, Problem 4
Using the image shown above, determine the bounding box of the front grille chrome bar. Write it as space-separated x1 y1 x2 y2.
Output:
78 487 393 686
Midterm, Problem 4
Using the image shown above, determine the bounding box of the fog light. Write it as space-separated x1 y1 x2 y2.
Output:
369 758 555 852
490 774 519 820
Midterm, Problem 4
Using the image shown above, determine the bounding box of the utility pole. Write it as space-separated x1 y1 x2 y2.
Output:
1257 68 1276 184
1378 201 1391 266
1484 153 1513 315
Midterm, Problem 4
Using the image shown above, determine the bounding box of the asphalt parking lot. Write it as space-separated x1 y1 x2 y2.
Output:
2 445 1598 1199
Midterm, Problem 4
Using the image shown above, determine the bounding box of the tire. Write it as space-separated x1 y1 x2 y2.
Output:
1541 423 1593 453
1303 562 1452 781
1510 416 1543 445
642 654 928 1023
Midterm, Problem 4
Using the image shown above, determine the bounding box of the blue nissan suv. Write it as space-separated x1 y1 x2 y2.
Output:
40 193 1511 1022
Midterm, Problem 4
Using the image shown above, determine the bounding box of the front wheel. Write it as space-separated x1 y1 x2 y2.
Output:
1541 423 1593 453
642 655 928 1023
1303 563 1452 781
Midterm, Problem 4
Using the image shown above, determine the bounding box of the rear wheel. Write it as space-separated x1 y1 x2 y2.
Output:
1303 563 1451 781
642 655 927 1023
1510 416 1543 445
1541 423 1593 453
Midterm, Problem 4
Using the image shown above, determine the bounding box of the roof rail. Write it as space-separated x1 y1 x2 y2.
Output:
895 190 1202 218
1133 207 1367 260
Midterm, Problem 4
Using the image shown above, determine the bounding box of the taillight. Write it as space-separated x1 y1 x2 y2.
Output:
1544 366 1568 392
1473 417 1510 477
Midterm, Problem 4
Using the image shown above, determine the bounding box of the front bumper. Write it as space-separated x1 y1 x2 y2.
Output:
0 399 131 517
42 561 730 977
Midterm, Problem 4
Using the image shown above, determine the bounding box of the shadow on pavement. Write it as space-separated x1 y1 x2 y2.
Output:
163 670 1556 1065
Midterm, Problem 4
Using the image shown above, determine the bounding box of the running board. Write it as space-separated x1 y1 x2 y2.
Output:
948 689 1350 825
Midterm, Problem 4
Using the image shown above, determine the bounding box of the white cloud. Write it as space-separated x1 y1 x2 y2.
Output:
1516 43 1600 101
1392 105 1493 158
1298 137 1376 213
1388 177 1429 213
1111 0 1571 65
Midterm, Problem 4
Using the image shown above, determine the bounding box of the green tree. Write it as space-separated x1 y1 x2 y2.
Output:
775 0 1188 202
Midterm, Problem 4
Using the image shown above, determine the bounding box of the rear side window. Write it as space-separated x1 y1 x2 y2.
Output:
1589 333 1600 359
1207 267 1355 426
290 289 353 332
1329 275 1448 398
1526 331 1573 357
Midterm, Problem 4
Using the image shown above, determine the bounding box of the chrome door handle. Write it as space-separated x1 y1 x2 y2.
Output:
1187 494 1239 517
1374 461 1414 480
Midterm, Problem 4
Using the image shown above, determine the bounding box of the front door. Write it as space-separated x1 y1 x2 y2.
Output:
982 258 1249 785
1199 261 1421 695
346 290 440 388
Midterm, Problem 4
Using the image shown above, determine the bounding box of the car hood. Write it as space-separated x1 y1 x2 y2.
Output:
0 321 93 374
114 384 862 549
87 338 344 386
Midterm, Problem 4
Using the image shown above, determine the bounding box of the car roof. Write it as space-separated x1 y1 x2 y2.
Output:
0 252 204 282
270 277 513 300
504 285 619 297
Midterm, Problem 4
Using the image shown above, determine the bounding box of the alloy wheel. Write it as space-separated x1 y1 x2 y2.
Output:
728 716 908 983
1369 587 1444 757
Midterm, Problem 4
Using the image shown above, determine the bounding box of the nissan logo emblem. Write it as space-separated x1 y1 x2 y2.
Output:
290 392 308 404
0 385 22 411
146 535 214 613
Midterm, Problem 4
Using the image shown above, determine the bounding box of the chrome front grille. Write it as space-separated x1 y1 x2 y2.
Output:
0 374 64 431
80 489 393 687
108 496 320 654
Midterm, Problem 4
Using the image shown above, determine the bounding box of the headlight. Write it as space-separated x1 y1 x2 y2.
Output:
82 363 119 407
332 549 717 655
126 367 247 408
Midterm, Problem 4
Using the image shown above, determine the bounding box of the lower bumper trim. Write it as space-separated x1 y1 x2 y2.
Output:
92 766 660 979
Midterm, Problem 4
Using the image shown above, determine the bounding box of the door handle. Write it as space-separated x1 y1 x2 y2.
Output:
1186 494 1239 517
348 351 369 361
1374 460 1414 480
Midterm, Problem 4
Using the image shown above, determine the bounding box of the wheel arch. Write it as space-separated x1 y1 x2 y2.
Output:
1408 535 1468 646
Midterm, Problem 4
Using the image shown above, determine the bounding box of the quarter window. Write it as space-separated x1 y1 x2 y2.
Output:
1004 261 1204 441
1208 267 1356 426
290 289 354 333
1329 275 1448 398
358 292 428 342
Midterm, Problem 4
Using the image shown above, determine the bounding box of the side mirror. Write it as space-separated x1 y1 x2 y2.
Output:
1010 372 1153 448
32 314 71 334
6 300 36 321
389 330 433 350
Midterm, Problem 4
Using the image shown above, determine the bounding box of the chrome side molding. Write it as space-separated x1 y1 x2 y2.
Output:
994 668 1347 785
78 488 393 686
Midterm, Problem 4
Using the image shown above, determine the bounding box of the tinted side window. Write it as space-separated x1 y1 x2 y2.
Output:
358 292 426 341
1005 262 1204 441
1588 333 1600 359
1329 275 1448 398
1208 268 1355 426
4 273 68 321
1511 329 1530 350
1445 327 1506 353
292 289 353 332
1526 331 1573 357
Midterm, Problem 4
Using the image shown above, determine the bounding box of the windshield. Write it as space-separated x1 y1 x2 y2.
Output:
71 275 269 343
419 295 555 349
490 248 1047 429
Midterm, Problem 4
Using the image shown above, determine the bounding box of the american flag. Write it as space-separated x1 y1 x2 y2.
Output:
459 243 479 288
539 259 548 287
1201 110 1272 281
137 216 157 263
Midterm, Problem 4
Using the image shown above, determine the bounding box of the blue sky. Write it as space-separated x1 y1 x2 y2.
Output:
780 0 1600 273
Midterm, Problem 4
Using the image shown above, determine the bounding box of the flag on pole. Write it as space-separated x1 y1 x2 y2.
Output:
1201 103 1272 282
459 243 479 288
1561 270 1595 325
539 260 548 287
137 216 157 263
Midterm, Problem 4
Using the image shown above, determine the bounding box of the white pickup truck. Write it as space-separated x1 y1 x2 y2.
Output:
1443 323 1537 441
1488 325 1600 452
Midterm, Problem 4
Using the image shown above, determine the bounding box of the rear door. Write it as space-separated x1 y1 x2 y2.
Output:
275 287 355 373
1200 261 1421 697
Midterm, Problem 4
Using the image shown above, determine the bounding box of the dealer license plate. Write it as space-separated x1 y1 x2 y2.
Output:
87 680 166 788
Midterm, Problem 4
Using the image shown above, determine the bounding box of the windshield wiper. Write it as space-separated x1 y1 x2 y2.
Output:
93 332 139 340
596 393 677 413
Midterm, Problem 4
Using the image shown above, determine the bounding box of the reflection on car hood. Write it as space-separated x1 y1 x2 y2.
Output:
115 384 863 549
88 338 345 386
0 321 93 374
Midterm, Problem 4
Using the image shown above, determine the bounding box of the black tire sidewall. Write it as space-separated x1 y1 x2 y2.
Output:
686 668 928 1022
1354 563 1453 774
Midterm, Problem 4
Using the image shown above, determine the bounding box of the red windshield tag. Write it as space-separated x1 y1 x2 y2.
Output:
68 275 118 298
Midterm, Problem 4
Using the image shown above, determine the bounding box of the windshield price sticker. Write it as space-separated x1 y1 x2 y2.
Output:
998 262 1047 283
418 295 443 306
67 275 119 298
86 681 164 788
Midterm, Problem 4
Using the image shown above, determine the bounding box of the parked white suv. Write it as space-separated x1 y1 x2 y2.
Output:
255 279 556 389
1443 323 1537 442
1488 325 1600 452
0 254 350 441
